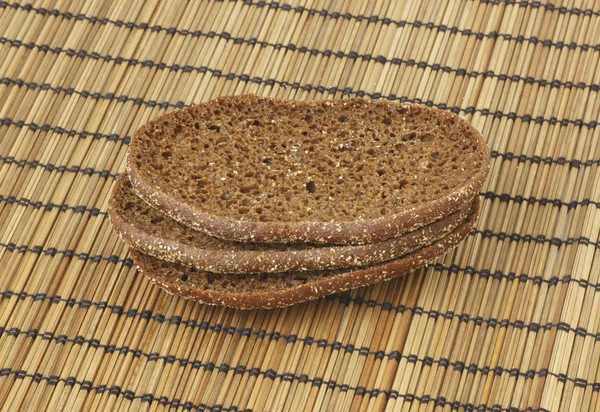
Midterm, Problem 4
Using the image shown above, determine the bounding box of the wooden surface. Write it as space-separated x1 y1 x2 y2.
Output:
1 0 599 410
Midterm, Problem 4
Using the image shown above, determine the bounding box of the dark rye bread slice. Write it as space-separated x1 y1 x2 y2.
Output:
129 201 477 309
109 172 470 274
128 95 489 245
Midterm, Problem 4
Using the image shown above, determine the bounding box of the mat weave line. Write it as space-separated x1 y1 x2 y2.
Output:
3 287 600 345
0 156 120 179
0 196 108 217
1 330 598 401
2 1 599 53
0 322 600 384
0 367 551 412
3 37 600 92
0 369 242 412
2 272 599 316
0 242 134 266
481 192 600 209
8 0 597 23
225 0 600 17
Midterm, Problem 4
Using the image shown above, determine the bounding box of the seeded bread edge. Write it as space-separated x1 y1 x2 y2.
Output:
110 173 473 273
129 198 478 309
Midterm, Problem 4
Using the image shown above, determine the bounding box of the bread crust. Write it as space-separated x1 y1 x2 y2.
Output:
110 172 472 274
129 198 478 309
128 96 490 245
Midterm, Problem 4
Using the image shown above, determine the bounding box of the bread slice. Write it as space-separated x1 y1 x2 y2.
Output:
129 201 477 309
128 95 489 245
110 172 471 274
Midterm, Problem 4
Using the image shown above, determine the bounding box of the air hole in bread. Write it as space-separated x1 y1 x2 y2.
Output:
208 125 220 133
173 125 183 137
404 132 416 141
306 181 317 193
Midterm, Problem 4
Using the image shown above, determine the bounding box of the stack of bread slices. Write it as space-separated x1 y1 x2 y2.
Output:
109 95 490 309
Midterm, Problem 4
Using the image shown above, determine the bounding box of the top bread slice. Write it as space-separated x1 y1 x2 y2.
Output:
128 95 489 245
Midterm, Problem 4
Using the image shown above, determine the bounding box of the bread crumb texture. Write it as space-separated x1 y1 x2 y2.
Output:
130 96 487 223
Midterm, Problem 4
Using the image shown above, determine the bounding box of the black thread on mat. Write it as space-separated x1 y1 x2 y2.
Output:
230 0 600 19
3 276 600 348
0 327 595 404
0 78 186 110
4 77 600 132
428 263 600 292
472 230 600 249
0 194 108 217
0 368 550 412
490 151 600 168
0 368 244 411
0 155 121 180
1 37 599 95
2 0 599 54
0 241 134 267
481 192 600 209
0 117 130 144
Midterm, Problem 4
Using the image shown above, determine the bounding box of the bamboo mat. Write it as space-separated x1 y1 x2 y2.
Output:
0 0 599 410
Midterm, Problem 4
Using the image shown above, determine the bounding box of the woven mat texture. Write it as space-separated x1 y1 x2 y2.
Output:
1 0 600 411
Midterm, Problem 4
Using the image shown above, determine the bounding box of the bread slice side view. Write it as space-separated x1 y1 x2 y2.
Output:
130 203 476 309
128 95 489 245
110 172 472 274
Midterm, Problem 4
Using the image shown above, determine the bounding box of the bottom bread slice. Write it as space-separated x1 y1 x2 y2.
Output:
129 199 478 309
